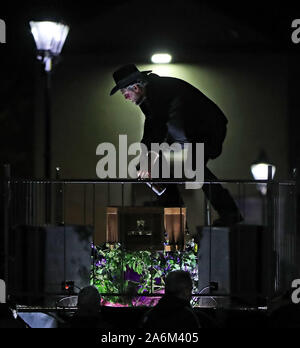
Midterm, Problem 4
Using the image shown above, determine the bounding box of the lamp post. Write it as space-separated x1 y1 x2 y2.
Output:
30 21 69 223
30 21 69 179
251 150 276 195
251 150 276 225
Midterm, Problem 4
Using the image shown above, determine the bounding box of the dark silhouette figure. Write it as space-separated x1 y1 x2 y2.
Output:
68 286 111 329
110 64 243 226
139 270 201 329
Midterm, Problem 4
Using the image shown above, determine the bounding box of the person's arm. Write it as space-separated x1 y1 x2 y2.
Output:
138 110 168 178
137 150 160 179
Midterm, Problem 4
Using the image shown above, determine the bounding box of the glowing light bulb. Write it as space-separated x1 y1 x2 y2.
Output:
151 53 172 64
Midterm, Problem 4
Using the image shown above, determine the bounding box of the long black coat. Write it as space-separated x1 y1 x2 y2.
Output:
139 294 201 329
139 74 228 159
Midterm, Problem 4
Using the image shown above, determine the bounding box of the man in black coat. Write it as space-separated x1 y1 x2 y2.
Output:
139 270 201 329
110 64 242 226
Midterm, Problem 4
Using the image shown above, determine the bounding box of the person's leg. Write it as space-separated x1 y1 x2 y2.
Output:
188 139 243 225
202 161 243 225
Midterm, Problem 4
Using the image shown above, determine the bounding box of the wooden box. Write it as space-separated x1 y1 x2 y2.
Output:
106 207 186 251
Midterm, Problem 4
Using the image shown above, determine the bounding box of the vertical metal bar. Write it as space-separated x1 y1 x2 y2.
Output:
11 180 16 229
63 183 67 285
180 206 183 251
19 179 23 225
23 180 27 225
62 182 65 226
92 183 96 284
3 164 11 302
208 182 212 297
39 181 44 225
292 169 297 269
25 181 28 225
83 184 86 225
107 183 110 207
277 184 282 292
268 165 273 181
55 167 63 225
121 182 125 297
274 183 279 293
30 181 33 225
34 182 37 227
266 165 276 298
28 181 31 225
92 184 95 230
44 69 52 180
28 180 32 225
121 183 124 207
204 180 211 226
206 199 211 226
45 180 51 224
204 197 210 226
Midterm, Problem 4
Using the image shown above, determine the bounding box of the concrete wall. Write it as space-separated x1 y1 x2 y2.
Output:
33 52 289 241
35 53 288 180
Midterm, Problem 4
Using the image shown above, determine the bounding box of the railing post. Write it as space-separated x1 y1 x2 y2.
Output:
204 196 211 226
292 168 297 278
3 164 11 302
266 165 276 298
55 167 63 225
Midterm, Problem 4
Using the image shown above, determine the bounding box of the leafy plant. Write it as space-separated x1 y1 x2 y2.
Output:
90 240 198 306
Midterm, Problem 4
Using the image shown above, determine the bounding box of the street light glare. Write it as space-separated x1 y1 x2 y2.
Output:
30 21 69 56
151 53 172 64
251 163 276 181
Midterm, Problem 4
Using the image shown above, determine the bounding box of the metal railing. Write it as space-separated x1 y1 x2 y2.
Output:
1 164 297 308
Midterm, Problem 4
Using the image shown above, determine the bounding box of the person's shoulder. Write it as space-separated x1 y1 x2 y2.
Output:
149 75 187 85
147 75 197 100
148 74 185 85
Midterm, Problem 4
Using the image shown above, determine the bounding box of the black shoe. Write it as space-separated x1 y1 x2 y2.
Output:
212 213 244 227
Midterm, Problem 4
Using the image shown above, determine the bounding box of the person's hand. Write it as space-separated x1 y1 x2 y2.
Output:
137 156 152 179
137 152 159 179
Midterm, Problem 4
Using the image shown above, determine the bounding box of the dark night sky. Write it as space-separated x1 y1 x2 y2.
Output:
1 1 300 73
1 1 300 53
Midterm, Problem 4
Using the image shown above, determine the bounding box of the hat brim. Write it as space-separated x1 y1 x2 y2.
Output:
110 70 152 95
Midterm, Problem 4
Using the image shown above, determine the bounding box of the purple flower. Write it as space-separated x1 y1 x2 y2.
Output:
124 267 140 282
155 278 161 285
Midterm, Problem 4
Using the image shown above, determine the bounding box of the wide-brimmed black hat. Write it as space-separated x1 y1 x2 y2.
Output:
110 64 152 95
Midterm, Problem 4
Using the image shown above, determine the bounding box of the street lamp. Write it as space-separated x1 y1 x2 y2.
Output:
30 21 69 224
251 150 276 195
30 21 69 178
30 21 69 73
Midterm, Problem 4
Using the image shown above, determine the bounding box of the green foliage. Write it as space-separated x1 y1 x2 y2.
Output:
91 240 198 305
